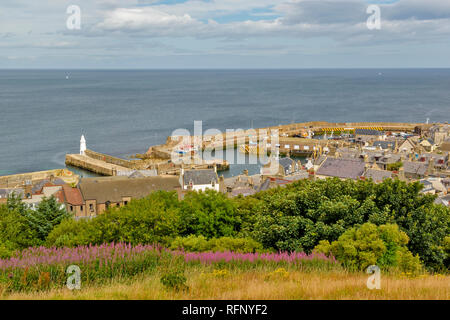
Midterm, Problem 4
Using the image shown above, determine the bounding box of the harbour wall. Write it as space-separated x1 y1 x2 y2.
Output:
84 149 135 169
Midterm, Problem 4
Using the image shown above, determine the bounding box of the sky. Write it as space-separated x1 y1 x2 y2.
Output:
1 0 450 68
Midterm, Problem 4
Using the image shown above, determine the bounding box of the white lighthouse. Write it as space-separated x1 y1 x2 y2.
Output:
80 135 86 155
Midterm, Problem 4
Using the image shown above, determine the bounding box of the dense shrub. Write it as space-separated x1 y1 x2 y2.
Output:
45 218 100 247
2 195 70 248
160 272 188 291
0 205 40 250
313 223 422 273
251 178 449 271
179 190 239 238
169 235 263 253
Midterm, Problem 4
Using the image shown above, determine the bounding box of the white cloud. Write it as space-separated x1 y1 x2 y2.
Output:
2 0 450 67
97 7 202 34
89 0 450 45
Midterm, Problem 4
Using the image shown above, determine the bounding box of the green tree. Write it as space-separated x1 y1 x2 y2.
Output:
0 205 39 250
6 191 29 216
26 196 71 241
179 190 239 239
314 223 422 272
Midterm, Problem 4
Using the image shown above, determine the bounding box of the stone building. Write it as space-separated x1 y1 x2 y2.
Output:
78 175 181 216
180 168 220 192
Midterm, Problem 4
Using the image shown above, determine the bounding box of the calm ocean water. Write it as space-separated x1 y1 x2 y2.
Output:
0 69 449 178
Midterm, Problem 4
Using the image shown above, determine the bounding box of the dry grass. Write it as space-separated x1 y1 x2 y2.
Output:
2 269 449 300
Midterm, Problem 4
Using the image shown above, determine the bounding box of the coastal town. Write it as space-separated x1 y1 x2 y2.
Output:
1 121 449 217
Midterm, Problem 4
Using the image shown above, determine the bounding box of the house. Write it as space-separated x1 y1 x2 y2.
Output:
61 185 86 217
373 140 397 151
374 154 403 170
417 153 449 170
403 161 428 180
440 139 450 152
442 178 450 192
419 139 436 152
223 173 261 197
316 158 366 180
420 180 434 194
79 175 181 215
180 168 219 192
262 157 301 177
398 138 418 154
355 129 386 142
364 168 393 183
0 188 24 204
429 124 449 145
31 178 66 194
21 185 65 211
420 178 447 195
435 194 450 207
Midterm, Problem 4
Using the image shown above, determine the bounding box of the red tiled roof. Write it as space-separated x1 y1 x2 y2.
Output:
54 190 65 204
62 185 84 206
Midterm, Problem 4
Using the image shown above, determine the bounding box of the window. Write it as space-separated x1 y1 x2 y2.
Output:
89 204 94 212
80 206 83 211
124 201 128 205
70 206 73 212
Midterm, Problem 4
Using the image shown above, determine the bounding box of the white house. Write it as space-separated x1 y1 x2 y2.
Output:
180 167 220 192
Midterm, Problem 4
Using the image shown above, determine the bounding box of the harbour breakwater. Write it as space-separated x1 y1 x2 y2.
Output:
65 121 427 177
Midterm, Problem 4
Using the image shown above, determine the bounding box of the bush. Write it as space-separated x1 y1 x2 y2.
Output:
0 205 40 249
169 235 263 253
160 272 188 291
179 190 239 239
387 161 403 171
314 223 422 272
46 218 99 247
0 244 14 259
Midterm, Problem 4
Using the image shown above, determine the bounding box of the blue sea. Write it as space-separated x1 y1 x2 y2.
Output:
0 69 449 178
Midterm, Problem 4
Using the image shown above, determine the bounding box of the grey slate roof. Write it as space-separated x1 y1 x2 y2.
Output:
279 157 295 171
316 158 366 180
31 178 66 194
256 178 271 192
364 169 393 182
128 169 158 179
403 161 427 176
0 188 25 199
373 141 396 150
79 176 180 203
183 169 218 186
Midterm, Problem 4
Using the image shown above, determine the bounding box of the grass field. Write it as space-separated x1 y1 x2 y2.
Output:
2 268 449 300
1 244 448 300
